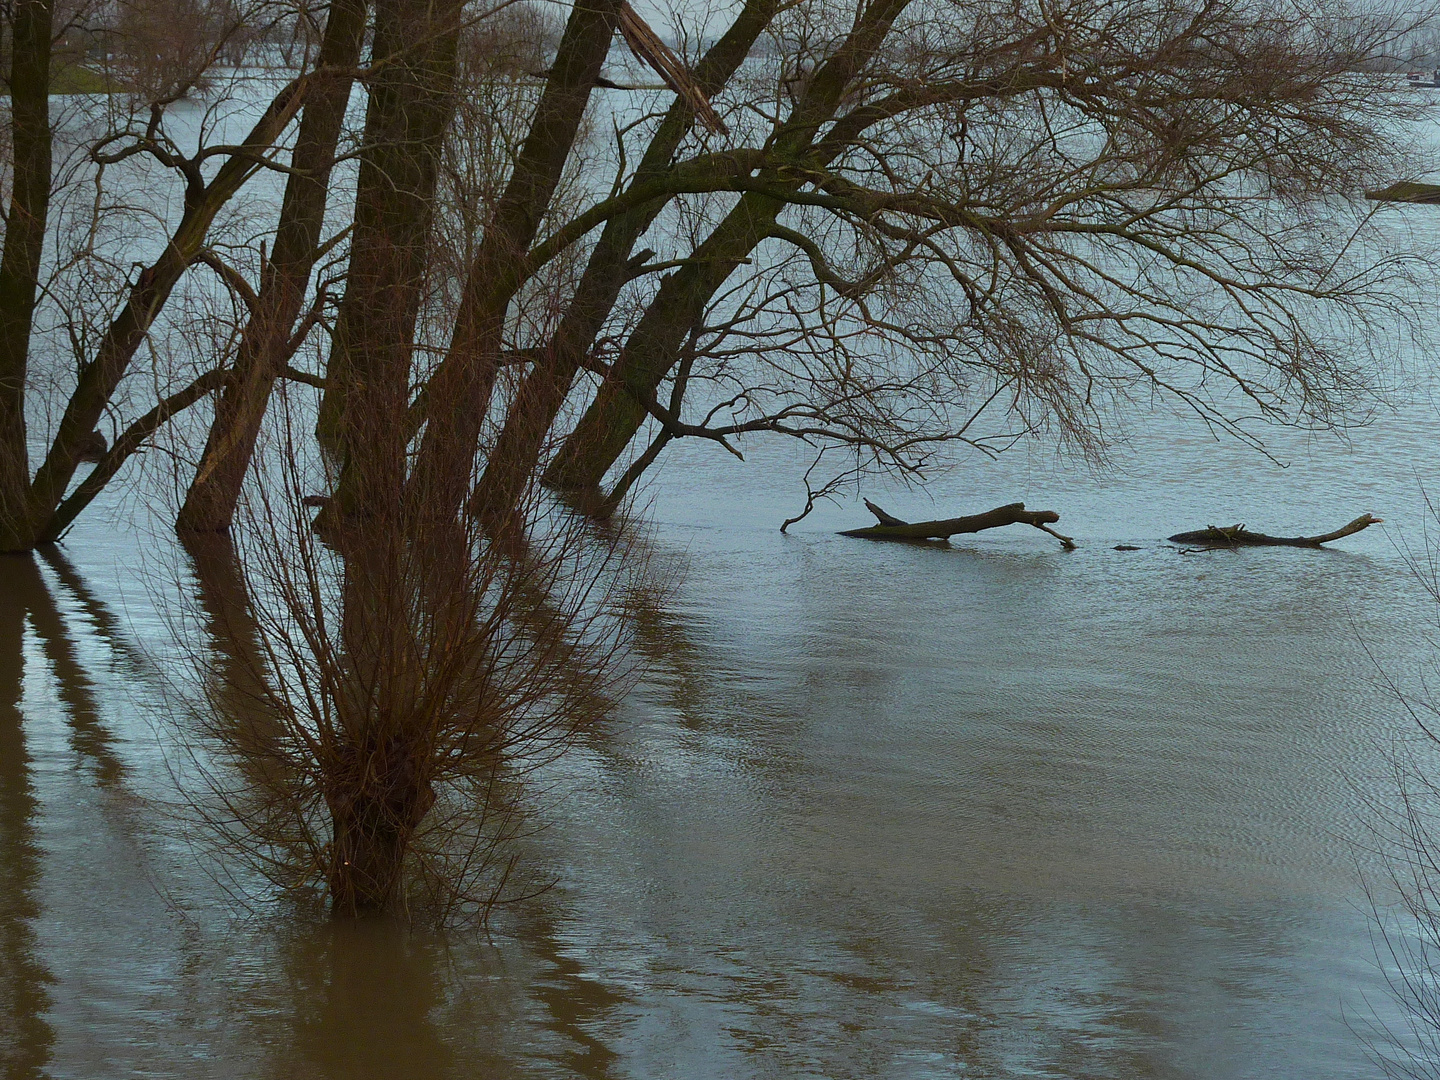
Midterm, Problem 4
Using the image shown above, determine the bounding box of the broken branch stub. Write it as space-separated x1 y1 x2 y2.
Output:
841 501 1076 549
1167 513 1381 548
616 2 728 135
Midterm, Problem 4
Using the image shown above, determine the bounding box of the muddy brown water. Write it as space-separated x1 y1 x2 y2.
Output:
3 397 1440 1079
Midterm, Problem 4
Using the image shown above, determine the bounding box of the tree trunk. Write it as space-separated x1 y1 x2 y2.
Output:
318 0 464 525
403 0 626 523
468 0 779 524
542 0 911 496
0 0 52 551
540 192 783 492
323 524 449 916
14 78 309 548
176 0 369 534
326 735 436 916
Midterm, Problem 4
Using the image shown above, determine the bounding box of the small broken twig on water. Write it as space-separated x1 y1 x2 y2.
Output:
1167 514 1381 549
840 500 1075 548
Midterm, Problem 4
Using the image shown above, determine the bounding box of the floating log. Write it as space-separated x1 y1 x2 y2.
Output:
1366 180 1440 204
1167 514 1381 548
841 499 1075 549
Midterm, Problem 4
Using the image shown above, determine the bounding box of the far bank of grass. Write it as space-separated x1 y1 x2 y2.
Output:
0 62 121 96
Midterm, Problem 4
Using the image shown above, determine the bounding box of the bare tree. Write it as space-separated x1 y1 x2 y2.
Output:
175 392 643 919
529 0 1433 513
7 0 1439 922
0 0 348 551
172 0 367 534
299 0 1435 536
4 0 1430 548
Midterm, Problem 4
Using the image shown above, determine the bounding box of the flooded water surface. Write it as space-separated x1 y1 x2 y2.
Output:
3 395 1440 1079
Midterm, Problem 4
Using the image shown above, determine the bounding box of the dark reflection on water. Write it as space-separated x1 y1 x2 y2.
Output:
181 895 636 1078
272 921 454 1080
0 557 55 1079
4 424 1438 1077
182 532 298 804
24 556 126 790
36 545 154 680
0 530 1412 1079
513 903 630 1079
171 534 635 1078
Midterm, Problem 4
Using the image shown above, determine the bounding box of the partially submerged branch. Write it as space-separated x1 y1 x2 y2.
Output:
841 500 1075 548
1366 181 1440 204
1167 514 1381 548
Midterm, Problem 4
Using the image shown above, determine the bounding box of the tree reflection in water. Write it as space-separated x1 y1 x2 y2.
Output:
0 557 59 1078
274 920 454 1080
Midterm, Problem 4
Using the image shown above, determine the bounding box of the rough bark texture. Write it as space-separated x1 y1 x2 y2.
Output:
326 729 436 916
320 0 465 524
0 0 52 550
176 0 369 534
325 525 460 915
841 499 1076 548
302 0 466 911
1167 514 1380 547
328 771 432 921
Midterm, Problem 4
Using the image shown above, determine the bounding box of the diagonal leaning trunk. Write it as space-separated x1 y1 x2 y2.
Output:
542 0 913 498
539 191 783 493
467 0 779 526
176 0 369 535
0 64 307 549
400 0 628 525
